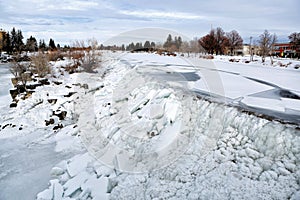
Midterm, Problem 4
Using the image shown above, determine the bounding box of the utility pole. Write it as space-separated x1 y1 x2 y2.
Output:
249 36 253 62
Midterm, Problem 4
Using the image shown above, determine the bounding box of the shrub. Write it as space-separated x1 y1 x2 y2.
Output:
48 51 65 61
10 61 31 88
199 54 214 59
31 52 51 77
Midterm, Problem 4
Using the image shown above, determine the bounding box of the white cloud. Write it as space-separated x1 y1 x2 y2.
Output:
39 0 100 11
120 10 206 20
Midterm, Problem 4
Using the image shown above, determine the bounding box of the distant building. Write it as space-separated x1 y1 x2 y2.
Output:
273 43 299 58
225 45 249 56
240 44 260 56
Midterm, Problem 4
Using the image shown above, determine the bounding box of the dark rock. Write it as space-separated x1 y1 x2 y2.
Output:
2 124 9 129
81 84 89 89
16 85 26 93
47 99 57 104
26 84 42 90
54 81 63 85
64 92 76 97
10 102 17 108
39 79 50 85
53 124 63 130
53 111 67 120
45 118 55 126
10 89 19 100
65 85 72 89
19 127 23 130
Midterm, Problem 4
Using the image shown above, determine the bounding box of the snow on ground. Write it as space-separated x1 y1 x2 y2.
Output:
0 52 300 199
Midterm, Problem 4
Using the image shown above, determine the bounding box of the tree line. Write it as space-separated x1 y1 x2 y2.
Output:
198 27 300 60
160 28 300 61
125 41 156 51
1 26 299 60
0 27 64 55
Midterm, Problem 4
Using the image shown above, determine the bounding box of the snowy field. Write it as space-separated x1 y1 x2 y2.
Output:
0 52 300 199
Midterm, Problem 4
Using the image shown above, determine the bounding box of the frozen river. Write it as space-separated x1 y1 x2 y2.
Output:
0 63 13 110
0 63 81 200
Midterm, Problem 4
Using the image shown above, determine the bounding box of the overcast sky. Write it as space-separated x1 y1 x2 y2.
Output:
0 0 299 45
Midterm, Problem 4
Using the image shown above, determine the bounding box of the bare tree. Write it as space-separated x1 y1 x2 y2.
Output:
199 29 216 54
70 38 101 73
288 32 300 58
191 38 203 56
199 27 228 55
10 61 25 78
10 60 30 88
155 43 163 49
258 30 277 63
226 30 243 55
215 27 228 55
269 34 277 65
179 41 191 56
81 38 101 73
179 38 203 57
31 52 51 77
249 36 253 62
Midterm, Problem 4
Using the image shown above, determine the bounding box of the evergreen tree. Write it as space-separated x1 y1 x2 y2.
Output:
16 29 24 53
10 27 17 52
10 28 24 53
127 42 135 51
39 39 47 51
49 38 56 50
177 36 182 49
135 42 141 50
150 42 155 48
25 36 38 52
144 41 151 48
163 34 173 48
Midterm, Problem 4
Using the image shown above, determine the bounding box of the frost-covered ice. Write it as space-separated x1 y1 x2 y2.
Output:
1 52 300 199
